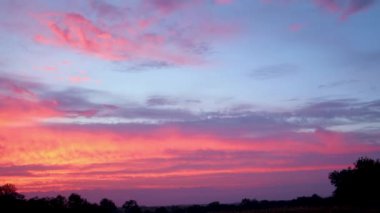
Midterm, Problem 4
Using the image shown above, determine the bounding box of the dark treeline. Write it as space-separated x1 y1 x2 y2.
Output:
1 157 380 213
0 188 338 213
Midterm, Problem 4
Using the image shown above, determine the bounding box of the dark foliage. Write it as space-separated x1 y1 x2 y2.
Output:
100 198 118 212
329 157 380 204
123 199 141 213
0 183 141 213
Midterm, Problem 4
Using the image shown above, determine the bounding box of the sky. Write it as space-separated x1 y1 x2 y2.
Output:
0 0 380 206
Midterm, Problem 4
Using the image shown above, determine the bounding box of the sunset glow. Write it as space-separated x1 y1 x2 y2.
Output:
1 0 379 206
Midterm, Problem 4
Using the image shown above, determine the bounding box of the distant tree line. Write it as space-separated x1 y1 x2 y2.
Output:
1 157 379 213
0 184 141 213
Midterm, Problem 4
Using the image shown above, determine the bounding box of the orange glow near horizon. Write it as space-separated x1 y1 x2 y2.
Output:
0 43 379 200
1 0 380 206
1 119 379 193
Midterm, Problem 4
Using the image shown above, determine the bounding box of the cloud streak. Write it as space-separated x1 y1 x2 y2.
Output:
26 0 239 66
250 64 298 79
314 0 376 20
35 12 188 63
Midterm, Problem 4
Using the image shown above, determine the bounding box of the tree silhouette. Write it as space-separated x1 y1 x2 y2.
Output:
122 200 141 213
68 193 85 208
100 198 117 213
0 183 24 200
50 195 68 210
0 184 26 212
329 157 380 204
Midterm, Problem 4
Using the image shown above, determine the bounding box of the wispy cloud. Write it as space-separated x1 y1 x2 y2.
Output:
23 0 239 66
0 76 61 126
318 79 359 88
250 64 298 80
289 23 304 32
261 0 376 20
146 96 179 106
314 0 376 20
214 0 234 5
35 12 185 63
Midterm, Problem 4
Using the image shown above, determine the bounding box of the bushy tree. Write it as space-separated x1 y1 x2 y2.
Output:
100 198 117 213
68 193 86 209
0 183 24 200
0 184 26 212
329 157 380 204
122 200 141 213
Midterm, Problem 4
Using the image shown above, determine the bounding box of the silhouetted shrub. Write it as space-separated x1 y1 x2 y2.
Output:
100 198 117 213
329 157 380 204
0 183 26 212
0 183 24 200
123 199 141 213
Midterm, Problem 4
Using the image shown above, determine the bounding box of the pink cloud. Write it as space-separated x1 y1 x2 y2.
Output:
0 78 62 127
1 123 378 197
0 78 36 98
43 66 58 72
341 0 375 20
34 12 205 65
146 0 190 14
289 23 304 32
1 79 379 201
314 0 341 12
69 76 90 84
214 0 233 5
35 65 58 73
314 0 376 20
262 0 375 20
35 12 128 61
260 0 293 5
27 0 240 66
0 96 60 126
